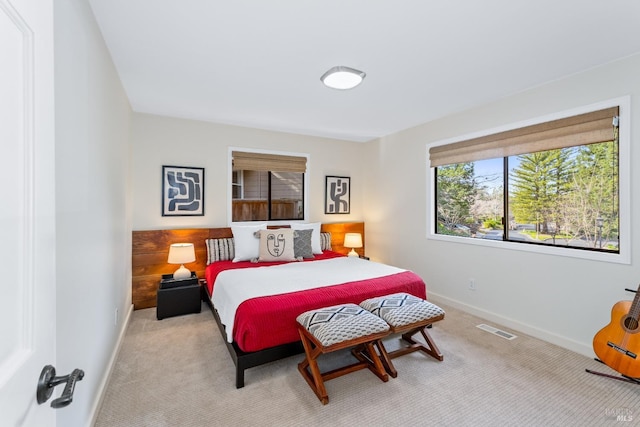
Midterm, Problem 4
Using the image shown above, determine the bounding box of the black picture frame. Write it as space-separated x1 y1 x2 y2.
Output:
162 165 205 216
325 176 350 214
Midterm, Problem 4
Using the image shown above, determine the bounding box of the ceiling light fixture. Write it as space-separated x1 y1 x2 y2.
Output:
320 66 366 90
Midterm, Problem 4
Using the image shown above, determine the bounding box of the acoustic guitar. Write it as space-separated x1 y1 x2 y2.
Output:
593 285 640 378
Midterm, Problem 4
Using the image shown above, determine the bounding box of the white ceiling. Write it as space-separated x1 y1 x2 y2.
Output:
88 1 640 142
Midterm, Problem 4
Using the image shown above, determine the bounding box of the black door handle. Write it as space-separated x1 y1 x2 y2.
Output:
37 365 85 408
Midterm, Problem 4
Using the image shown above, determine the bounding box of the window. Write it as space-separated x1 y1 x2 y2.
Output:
230 150 307 222
232 170 243 199
429 100 629 262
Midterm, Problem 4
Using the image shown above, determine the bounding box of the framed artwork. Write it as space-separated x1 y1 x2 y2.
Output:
325 176 350 214
162 165 205 216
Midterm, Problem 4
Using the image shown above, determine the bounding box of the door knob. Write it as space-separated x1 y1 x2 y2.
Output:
36 365 85 408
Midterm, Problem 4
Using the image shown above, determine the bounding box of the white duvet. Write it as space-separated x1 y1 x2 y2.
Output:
211 257 405 343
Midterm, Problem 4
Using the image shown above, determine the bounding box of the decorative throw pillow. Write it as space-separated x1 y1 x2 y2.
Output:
293 229 314 259
205 238 235 264
256 228 296 262
320 232 332 251
231 223 267 262
290 222 322 254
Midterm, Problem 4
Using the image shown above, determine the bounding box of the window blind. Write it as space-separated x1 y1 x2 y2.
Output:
232 151 307 173
429 106 619 167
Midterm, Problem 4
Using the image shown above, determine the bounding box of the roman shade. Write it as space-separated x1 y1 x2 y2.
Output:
232 151 307 173
429 106 619 167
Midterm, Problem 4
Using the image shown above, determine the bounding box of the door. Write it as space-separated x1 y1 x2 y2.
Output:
0 0 56 426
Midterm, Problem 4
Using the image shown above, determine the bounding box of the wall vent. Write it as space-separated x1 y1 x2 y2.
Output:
476 323 517 340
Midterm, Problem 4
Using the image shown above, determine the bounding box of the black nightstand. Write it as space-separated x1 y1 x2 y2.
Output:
156 273 202 320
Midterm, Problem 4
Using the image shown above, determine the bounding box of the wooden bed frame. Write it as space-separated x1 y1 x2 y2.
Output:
131 222 365 387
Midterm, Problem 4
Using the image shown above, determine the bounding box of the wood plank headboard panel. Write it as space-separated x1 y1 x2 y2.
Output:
131 222 365 310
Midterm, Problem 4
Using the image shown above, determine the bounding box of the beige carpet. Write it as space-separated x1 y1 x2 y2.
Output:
94 302 639 426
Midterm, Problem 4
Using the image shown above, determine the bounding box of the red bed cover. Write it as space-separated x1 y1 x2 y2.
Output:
205 251 427 352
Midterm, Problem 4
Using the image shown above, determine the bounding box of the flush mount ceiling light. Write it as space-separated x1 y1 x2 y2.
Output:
320 66 366 90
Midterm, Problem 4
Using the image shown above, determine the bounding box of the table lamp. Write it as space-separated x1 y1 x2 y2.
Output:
168 243 196 279
343 233 362 257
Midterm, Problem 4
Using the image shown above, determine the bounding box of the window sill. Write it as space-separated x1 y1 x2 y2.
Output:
427 232 629 265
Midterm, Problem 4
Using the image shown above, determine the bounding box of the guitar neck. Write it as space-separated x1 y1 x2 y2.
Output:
629 285 640 322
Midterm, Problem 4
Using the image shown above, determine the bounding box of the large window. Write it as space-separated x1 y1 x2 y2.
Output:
430 103 628 260
230 150 307 222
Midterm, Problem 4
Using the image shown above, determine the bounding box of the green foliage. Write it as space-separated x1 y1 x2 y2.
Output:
509 141 618 248
482 218 503 229
510 148 573 234
565 141 618 245
436 163 477 228
520 230 572 241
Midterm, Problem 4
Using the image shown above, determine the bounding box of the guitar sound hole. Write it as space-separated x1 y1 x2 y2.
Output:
623 317 639 331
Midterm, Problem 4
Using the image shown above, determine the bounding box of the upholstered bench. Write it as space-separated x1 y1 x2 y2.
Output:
359 293 445 377
296 303 391 404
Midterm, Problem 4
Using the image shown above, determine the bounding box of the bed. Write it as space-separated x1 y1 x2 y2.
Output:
202 224 428 388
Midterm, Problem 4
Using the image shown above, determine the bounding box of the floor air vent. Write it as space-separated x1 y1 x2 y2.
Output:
476 324 517 340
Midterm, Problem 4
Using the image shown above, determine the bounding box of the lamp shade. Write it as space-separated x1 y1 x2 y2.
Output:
168 243 195 279
168 243 196 264
344 233 363 248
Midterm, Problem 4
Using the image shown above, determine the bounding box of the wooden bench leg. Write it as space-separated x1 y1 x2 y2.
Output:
375 339 397 378
364 340 390 382
352 340 396 379
298 332 329 404
400 325 444 361
420 325 444 361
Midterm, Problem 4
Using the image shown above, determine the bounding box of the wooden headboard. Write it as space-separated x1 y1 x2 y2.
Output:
132 222 365 310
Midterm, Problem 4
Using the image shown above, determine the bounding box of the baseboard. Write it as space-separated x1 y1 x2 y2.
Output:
428 292 593 358
88 303 134 426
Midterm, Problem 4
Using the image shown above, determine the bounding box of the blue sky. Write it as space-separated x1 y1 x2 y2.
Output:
474 157 522 190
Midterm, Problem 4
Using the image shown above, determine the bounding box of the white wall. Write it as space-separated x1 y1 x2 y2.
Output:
363 54 640 357
131 113 365 229
54 0 132 425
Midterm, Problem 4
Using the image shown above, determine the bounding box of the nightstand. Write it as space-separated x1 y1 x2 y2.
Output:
156 273 202 320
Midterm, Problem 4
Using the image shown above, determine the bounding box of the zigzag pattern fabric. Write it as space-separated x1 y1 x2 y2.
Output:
359 293 445 328
297 303 389 347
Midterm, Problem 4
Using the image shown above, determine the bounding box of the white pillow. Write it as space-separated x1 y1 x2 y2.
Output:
290 222 322 254
231 223 267 262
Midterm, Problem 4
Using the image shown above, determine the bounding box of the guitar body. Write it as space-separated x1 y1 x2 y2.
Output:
593 299 640 378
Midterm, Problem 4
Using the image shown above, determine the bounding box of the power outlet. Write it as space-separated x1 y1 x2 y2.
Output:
468 278 476 291
114 308 119 326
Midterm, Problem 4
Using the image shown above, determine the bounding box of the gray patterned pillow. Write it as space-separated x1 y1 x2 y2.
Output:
205 238 235 264
293 229 314 259
320 232 332 251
